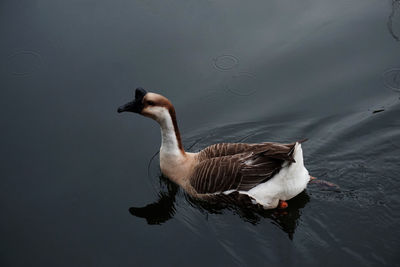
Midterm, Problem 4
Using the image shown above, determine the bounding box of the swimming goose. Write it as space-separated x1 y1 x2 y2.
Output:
118 88 311 209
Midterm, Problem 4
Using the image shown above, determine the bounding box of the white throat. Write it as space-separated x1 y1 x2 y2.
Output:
154 107 181 156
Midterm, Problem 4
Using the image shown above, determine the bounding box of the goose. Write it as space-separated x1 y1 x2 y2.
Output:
118 88 312 209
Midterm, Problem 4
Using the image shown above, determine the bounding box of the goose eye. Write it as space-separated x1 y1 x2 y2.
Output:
147 100 155 106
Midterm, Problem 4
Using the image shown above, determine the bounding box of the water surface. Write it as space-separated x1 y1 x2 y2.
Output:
1 0 399 266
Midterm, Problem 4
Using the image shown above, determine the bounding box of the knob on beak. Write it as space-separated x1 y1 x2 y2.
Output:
118 87 147 114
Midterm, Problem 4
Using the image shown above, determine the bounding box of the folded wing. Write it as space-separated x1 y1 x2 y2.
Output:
190 142 297 194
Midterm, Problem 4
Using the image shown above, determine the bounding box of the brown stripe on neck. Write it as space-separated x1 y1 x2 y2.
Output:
167 106 184 153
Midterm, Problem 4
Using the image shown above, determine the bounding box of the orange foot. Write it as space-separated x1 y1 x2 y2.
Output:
310 176 317 181
278 200 288 209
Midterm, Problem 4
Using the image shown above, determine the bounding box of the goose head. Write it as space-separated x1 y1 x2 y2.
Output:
118 88 174 122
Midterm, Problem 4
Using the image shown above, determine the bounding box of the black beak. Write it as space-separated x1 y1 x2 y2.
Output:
118 87 147 114
118 100 140 113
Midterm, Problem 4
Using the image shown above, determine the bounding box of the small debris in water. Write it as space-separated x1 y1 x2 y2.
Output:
372 109 385 114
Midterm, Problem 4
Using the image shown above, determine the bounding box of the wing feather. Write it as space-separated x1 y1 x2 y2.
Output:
190 142 299 194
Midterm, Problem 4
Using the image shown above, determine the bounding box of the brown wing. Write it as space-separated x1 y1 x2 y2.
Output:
190 142 297 194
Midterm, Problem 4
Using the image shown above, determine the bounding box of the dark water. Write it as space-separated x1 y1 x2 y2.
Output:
1 0 400 266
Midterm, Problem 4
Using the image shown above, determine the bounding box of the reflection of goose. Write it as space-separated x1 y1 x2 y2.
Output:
118 88 312 209
129 175 178 225
129 174 310 239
